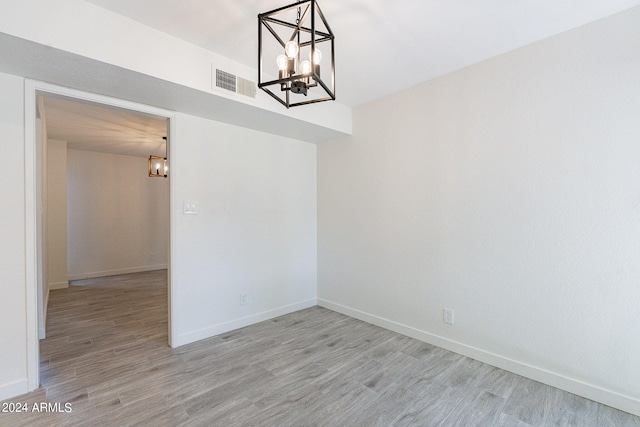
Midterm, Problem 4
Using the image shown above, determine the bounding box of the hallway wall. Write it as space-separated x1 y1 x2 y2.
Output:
46 139 68 289
66 149 169 279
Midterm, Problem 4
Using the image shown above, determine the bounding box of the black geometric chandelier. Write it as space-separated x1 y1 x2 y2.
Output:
258 0 335 108
148 136 168 178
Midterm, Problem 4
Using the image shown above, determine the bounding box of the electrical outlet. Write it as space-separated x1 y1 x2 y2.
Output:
240 292 248 305
443 308 454 325
150 253 157 262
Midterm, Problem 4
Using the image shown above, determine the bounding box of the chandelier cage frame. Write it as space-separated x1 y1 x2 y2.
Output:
258 0 335 108
148 136 168 178
148 156 167 178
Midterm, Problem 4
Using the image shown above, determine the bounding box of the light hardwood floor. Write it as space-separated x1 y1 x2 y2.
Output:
1 270 638 426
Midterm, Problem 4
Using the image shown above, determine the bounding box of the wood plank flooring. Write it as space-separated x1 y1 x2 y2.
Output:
1 270 639 426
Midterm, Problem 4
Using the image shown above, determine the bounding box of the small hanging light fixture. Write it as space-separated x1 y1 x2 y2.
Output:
258 0 335 108
148 136 168 178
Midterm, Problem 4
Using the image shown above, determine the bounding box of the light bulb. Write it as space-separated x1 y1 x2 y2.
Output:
285 41 299 58
276 54 288 71
300 60 312 75
310 48 322 64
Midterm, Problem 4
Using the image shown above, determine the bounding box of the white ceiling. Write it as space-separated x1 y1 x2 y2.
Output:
42 95 168 158
36 1 640 153
85 0 640 107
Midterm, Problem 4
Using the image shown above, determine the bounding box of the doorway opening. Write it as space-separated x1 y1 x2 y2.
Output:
26 81 175 392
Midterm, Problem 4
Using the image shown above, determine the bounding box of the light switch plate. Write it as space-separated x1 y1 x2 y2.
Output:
184 200 198 215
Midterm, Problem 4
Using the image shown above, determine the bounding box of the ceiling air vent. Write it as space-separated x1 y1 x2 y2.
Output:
237 77 257 98
214 68 257 99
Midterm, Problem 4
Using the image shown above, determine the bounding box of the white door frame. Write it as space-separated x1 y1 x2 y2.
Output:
24 79 176 391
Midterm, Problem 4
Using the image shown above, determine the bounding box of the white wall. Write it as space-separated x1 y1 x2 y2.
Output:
318 7 640 416
35 112 47 339
0 72 318 400
66 149 169 279
46 139 68 289
170 113 317 345
0 72 29 400
0 0 351 138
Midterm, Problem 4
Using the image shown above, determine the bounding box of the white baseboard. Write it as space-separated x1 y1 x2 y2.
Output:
318 298 640 417
67 264 168 281
48 281 68 290
0 379 29 402
172 298 317 348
